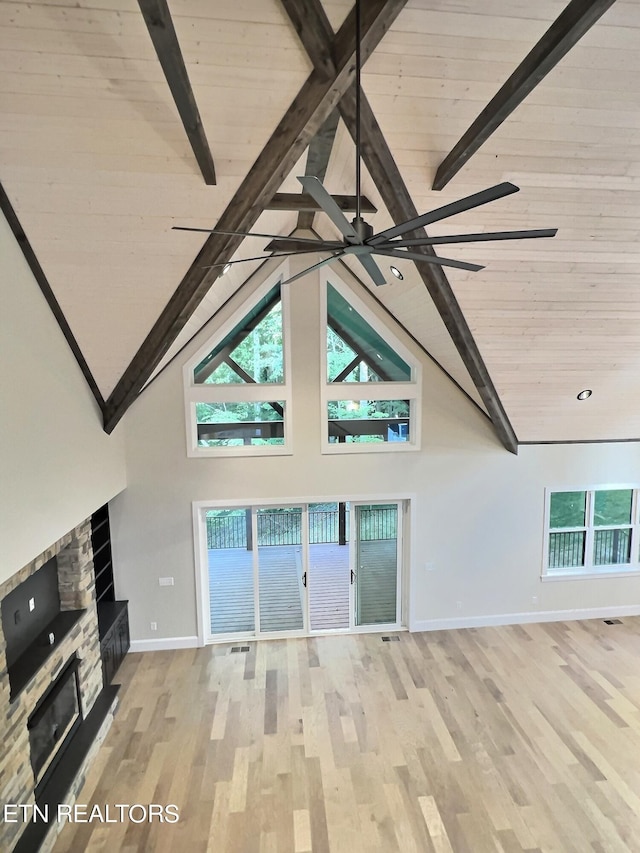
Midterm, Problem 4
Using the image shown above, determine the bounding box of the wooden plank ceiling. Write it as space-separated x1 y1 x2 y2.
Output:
2 0 640 445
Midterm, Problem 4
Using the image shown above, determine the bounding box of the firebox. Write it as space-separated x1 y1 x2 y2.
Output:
27 656 83 788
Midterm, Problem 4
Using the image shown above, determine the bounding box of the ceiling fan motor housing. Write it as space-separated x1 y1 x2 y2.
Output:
351 216 374 242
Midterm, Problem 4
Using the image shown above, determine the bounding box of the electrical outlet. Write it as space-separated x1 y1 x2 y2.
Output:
532 595 539 605
28 597 35 612
424 562 435 572
158 577 174 587
150 621 157 631
456 600 462 610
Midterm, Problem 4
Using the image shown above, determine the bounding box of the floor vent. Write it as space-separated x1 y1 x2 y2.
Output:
382 636 400 642
230 646 251 653
603 619 622 625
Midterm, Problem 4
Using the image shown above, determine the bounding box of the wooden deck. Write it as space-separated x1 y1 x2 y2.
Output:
208 540 396 636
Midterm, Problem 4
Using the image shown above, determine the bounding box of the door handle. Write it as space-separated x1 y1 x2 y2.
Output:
302 571 307 588
350 570 356 584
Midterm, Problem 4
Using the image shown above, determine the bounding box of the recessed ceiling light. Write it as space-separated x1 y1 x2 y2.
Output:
222 262 232 275
577 389 592 400
390 265 403 280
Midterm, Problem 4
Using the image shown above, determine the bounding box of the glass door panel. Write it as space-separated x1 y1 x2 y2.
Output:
308 502 350 631
354 503 399 626
206 509 255 635
257 507 305 633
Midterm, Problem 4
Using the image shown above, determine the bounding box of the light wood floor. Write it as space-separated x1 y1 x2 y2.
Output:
53 617 640 852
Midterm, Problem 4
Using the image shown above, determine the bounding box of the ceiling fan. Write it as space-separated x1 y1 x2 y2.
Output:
173 1 557 287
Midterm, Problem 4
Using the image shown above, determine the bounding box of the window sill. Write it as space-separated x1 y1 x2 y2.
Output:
188 446 293 458
322 442 419 455
542 568 640 582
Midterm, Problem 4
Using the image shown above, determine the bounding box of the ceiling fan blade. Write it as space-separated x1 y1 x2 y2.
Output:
369 182 520 245
263 238 344 252
298 176 361 243
280 252 346 286
173 226 333 245
354 252 387 286
201 248 330 269
373 248 484 273
376 228 558 248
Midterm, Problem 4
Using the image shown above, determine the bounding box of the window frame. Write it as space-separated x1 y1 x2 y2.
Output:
184 273 293 457
320 273 421 455
542 485 640 580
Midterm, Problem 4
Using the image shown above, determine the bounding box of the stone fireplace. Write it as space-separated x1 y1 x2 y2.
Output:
0 516 114 853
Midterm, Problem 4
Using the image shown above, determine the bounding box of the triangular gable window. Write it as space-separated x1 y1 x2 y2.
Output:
194 283 283 385
185 279 290 457
323 280 419 452
326 283 412 383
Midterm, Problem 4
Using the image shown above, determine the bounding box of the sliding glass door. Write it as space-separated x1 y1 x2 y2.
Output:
308 502 351 631
352 503 400 627
207 508 255 636
203 500 403 640
257 506 305 634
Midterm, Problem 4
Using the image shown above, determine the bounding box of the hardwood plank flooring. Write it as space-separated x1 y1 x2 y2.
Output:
53 618 640 852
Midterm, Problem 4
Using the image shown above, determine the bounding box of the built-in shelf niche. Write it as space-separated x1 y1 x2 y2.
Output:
90 505 129 684
91 504 115 605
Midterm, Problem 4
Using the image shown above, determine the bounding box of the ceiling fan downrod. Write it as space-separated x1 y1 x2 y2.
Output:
354 0 362 228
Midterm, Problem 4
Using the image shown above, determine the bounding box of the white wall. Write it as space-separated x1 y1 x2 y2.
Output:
0 209 127 581
110 257 640 645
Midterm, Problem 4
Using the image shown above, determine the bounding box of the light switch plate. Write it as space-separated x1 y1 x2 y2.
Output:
158 577 174 587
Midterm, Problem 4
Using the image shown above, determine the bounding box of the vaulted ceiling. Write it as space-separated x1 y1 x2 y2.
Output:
2 0 639 451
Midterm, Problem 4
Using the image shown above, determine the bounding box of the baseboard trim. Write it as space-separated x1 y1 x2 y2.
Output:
411 604 640 633
129 636 200 653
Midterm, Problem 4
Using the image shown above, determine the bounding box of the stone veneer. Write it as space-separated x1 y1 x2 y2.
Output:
0 517 105 852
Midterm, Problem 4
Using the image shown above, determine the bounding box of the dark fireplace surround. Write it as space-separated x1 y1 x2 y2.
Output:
0 517 117 853
28 655 82 789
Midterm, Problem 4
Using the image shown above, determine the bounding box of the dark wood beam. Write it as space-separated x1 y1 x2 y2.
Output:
345 96 518 453
0 180 105 411
138 0 216 185
103 0 406 433
266 193 376 214
283 0 518 453
298 109 341 230
433 0 618 190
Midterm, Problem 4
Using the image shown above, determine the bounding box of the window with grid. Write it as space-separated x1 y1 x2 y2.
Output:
544 487 640 576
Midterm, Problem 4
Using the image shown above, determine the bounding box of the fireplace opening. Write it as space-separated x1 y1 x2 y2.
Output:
28 656 83 788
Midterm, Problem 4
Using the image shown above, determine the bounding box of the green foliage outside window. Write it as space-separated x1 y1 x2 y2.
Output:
196 401 283 424
200 301 284 385
327 400 409 420
593 490 632 526
326 328 381 382
549 492 586 528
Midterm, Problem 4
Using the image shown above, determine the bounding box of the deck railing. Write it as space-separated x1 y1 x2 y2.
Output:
206 507 397 549
548 528 631 569
594 528 631 565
